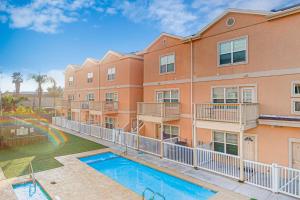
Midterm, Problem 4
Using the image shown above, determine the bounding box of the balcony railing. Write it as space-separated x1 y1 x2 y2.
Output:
70 101 118 114
137 102 180 119
195 103 259 124
55 100 71 108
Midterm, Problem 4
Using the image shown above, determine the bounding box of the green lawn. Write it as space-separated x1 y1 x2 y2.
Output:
0 130 106 178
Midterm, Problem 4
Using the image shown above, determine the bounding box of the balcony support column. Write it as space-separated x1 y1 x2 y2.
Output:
192 104 198 168
239 129 245 182
136 117 140 150
160 122 164 159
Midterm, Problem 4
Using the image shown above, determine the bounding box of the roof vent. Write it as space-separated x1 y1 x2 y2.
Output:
226 17 235 27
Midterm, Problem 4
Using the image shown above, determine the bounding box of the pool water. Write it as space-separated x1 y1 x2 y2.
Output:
12 181 51 200
79 152 216 200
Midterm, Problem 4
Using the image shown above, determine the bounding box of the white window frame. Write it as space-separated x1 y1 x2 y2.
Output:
291 81 300 97
212 130 239 155
217 36 248 67
159 53 175 74
68 94 74 101
68 76 74 86
155 89 179 103
163 125 180 138
291 98 300 115
212 86 239 104
105 117 115 129
107 67 116 81
87 72 93 83
86 93 95 101
105 92 118 102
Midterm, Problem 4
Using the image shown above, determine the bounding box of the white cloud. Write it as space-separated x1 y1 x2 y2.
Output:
106 7 117 15
0 69 64 93
1 0 96 33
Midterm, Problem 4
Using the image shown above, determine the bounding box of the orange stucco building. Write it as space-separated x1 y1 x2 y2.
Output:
58 6 300 169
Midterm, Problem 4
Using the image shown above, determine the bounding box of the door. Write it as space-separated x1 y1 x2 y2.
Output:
243 135 256 161
241 87 255 103
292 142 300 169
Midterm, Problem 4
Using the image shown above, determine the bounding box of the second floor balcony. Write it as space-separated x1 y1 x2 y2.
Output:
195 103 259 132
137 102 180 123
70 101 118 114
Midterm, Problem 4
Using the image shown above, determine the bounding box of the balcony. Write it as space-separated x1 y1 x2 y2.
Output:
75 101 119 114
195 103 259 132
55 100 71 109
102 101 118 114
137 102 180 123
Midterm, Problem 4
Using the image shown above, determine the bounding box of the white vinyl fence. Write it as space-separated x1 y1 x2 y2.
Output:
163 142 193 166
52 117 300 199
196 148 240 179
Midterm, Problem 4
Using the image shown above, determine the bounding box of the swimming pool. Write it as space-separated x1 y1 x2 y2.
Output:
79 152 216 200
12 181 51 200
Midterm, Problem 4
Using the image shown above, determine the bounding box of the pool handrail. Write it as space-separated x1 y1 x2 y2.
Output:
142 187 155 200
154 192 166 200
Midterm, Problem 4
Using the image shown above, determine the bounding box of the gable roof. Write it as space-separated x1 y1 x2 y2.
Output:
99 50 143 63
141 33 184 53
185 9 271 40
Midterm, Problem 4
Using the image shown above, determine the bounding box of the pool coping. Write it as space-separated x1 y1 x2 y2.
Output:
12 180 52 200
71 148 248 200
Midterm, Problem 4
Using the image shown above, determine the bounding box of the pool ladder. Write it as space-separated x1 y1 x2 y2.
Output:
28 162 37 196
142 188 166 200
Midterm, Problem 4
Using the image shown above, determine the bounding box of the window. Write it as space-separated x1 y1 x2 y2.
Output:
219 37 247 66
105 92 118 102
68 95 74 101
163 125 179 139
292 99 300 114
160 54 175 74
87 72 93 83
86 93 95 101
292 82 300 97
107 67 116 80
213 131 238 155
156 90 179 103
68 76 74 86
212 87 238 103
105 117 115 129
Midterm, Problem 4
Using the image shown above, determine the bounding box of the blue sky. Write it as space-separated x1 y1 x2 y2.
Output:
0 0 299 92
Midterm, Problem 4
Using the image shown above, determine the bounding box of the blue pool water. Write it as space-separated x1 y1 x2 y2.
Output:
12 181 51 200
79 152 216 200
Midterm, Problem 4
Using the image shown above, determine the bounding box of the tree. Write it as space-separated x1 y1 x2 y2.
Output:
29 74 51 110
47 78 63 109
11 72 23 96
1 95 27 112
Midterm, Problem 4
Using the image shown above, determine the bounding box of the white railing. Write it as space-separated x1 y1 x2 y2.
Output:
137 102 180 118
278 166 300 198
244 160 273 190
195 103 259 124
138 135 161 156
196 148 240 179
51 116 300 199
163 142 193 166
163 137 179 144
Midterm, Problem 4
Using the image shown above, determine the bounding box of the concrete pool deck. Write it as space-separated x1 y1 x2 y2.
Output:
0 125 297 200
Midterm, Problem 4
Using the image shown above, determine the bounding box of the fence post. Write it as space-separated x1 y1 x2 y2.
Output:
160 123 164 158
192 104 198 168
272 163 279 193
112 129 116 143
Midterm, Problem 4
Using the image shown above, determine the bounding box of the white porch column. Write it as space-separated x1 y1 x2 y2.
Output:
136 117 140 150
239 130 245 182
160 122 164 158
192 104 198 168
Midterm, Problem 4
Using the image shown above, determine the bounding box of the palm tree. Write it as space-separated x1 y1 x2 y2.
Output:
11 72 23 96
29 74 51 110
47 78 63 109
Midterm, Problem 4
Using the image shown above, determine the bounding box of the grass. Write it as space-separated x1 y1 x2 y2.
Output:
0 130 106 178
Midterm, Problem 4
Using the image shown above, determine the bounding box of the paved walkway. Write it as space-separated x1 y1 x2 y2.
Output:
52 125 299 200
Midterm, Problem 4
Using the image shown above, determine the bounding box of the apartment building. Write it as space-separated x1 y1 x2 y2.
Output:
58 5 300 170
190 8 300 168
137 33 193 146
59 51 143 132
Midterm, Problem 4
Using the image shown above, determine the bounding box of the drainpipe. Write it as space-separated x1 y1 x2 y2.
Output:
190 39 197 168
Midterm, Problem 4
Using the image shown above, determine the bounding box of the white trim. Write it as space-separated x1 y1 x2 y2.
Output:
217 36 248 67
159 53 176 75
143 79 191 86
288 138 300 168
185 9 270 39
291 98 300 115
143 33 183 53
291 80 300 97
64 84 143 91
193 67 300 83
154 88 180 102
